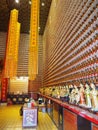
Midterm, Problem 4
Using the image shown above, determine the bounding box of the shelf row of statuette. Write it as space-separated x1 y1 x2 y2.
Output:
40 82 98 112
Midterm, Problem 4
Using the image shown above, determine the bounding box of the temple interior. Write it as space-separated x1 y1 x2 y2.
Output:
0 0 98 130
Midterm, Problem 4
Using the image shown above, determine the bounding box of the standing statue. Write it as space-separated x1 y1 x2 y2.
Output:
79 83 86 106
52 87 60 98
84 83 92 108
69 85 80 104
90 83 98 111
74 85 80 105
65 85 69 97
69 84 75 104
60 86 65 97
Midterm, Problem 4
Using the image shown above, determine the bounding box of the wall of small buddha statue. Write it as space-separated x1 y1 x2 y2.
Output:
42 0 98 114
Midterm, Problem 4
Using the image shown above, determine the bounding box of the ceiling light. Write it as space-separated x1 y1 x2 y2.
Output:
41 2 45 6
29 0 31 5
15 0 19 3
38 27 40 30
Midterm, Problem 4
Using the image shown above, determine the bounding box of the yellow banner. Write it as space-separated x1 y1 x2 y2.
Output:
4 9 20 78
29 0 39 80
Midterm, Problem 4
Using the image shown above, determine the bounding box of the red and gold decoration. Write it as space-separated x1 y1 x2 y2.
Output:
1 78 8 102
4 9 20 78
28 0 39 80
1 9 20 102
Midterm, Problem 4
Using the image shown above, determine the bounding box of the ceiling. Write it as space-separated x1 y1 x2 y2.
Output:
0 0 52 35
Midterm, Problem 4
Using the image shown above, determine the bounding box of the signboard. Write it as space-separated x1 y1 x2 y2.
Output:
23 107 37 127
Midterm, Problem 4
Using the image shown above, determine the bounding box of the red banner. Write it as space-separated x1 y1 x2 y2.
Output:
1 78 8 102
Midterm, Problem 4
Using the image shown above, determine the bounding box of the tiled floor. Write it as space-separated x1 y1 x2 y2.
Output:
0 105 57 130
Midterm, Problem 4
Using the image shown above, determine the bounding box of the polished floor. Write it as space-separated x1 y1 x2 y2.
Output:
0 105 58 130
